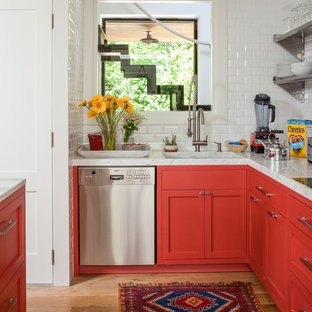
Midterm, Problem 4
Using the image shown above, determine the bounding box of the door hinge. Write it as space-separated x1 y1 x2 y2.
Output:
51 132 54 148
52 13 54 29
51 249 55 265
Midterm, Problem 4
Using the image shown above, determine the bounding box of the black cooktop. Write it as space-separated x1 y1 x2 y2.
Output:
293 177 312 188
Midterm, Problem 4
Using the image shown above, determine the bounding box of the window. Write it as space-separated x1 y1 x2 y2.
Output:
89 0 227 124
100 19 203 111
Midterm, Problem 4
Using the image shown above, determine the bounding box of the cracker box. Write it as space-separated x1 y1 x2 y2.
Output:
287 119 312 157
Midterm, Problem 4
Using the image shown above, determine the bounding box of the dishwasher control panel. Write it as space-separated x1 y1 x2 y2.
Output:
79 167 155 186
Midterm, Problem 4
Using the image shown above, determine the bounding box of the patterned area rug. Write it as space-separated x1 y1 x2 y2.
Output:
118 282 264 312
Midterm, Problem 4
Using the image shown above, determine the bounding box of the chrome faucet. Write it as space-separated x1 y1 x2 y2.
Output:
187 74 208 152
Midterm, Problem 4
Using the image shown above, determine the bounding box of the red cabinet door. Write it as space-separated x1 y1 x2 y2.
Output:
0 264 25 312
289 272 312 312
0 194 25 284
160 190 206 261
265 206 287 311
248 192 266 281
207 189 247 259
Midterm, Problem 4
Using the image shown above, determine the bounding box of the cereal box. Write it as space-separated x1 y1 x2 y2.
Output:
287 119 312 157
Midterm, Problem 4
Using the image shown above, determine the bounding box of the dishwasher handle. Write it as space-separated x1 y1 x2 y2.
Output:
110 175 124 180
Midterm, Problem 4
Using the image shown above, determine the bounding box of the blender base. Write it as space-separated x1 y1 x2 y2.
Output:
250 131 276 153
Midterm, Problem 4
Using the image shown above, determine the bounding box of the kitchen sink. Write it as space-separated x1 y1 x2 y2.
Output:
163 151 242 159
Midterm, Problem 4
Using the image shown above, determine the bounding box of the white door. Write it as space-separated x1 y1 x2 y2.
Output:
0 0 53 284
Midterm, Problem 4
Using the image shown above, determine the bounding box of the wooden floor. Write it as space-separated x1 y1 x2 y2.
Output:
27 272 280 311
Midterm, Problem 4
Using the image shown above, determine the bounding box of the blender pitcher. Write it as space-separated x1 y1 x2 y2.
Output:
254 93 275 132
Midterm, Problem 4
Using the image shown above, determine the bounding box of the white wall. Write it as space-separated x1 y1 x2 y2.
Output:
53 0 70 285
82 0 312 149
68 0 85 282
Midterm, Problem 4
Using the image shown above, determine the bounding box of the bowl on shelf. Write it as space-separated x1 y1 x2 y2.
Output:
291 61 312 76
225 140 248 153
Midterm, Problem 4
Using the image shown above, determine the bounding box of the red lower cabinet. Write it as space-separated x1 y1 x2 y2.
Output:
249 192 266 280
0 264 26 312
249 169 289 312
249 191 287 311
157 166 247 265
264 205 287 311
289 272 312 312
161 190 206 260
208 189 247 259
0 185 26 312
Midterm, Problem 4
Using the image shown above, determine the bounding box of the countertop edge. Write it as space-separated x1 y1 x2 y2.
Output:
71 152 312 202
0 179 26 203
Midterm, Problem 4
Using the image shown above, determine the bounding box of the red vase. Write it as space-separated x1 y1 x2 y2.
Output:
88 133 103 150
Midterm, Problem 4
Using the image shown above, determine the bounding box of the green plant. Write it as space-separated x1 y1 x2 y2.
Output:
122 111 146 143
163 134 177 146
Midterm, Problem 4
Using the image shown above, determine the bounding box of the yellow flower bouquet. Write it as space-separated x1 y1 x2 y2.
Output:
79 94 133 150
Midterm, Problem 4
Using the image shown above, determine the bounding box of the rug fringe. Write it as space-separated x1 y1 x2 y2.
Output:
248 284 265 312
118 281 252 287
118 285 121 312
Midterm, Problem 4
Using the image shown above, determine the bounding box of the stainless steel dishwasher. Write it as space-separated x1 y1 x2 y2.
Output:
79 167 155 265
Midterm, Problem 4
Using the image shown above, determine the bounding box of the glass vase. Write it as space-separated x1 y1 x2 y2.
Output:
102 127 116 150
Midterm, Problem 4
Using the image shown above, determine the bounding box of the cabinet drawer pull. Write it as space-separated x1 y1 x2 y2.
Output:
205 191 211 195
256 186 271 197
0 220 17 236
299 257 312 272
199 191 204 195
7 297 17 312
268 211 278 218
250 196 259 202
298 216 312 231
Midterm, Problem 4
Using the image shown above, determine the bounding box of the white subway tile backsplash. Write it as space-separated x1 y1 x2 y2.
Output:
77 0 310 146
229 76 246 84
163 125 182 134
147 125 164 134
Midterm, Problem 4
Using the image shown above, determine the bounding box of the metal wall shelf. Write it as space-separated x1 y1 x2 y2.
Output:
273 20 312 101
273 75 312 103
273 20 312 61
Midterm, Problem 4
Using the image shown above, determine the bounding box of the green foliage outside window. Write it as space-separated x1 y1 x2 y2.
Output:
105 41 195 111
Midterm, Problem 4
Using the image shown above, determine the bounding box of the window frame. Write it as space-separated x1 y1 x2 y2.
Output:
83 0 228 125
100 18 210 111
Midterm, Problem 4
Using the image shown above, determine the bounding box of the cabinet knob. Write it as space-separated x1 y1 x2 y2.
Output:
7 297 17 312
0 219 17 236
297 216 312 231
205 191 211 195
268 211 278 218
256 186 271 197
250 196 259 202
199 191 204 195
299 257 312 272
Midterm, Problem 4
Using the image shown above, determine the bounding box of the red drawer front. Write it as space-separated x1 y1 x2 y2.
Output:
289 195 312 240
289 272 312 312
0 195 24 282
289 224 312 293
249 171 287 217
0 264 26 312
160 168 246 190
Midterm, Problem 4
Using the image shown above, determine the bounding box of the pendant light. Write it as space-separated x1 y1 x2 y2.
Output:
140 31 159 45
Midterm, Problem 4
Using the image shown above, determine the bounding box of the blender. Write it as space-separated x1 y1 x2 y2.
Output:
250 93 277 153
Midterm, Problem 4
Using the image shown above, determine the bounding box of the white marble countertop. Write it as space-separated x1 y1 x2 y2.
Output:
72 149 312 201
0 178 26 203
